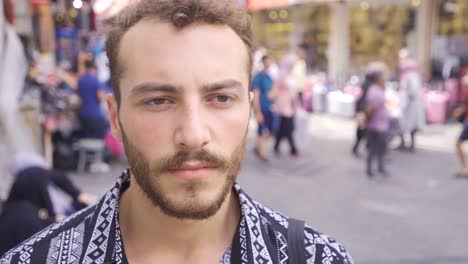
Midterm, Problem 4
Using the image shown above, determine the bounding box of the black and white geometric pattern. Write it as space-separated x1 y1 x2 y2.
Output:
275 231 288 264
237 191 273 264
219 246 231 264
82 186 119 264
238 217 249 263
0 169 353 264
112 217 125 264
1 206 92 264
253 201 289 229
46 221 84 264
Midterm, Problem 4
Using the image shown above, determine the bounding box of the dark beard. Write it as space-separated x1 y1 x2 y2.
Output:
120 122 246 220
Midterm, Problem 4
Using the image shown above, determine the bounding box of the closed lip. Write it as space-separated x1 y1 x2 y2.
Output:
168 161 217 180
170 161 217 171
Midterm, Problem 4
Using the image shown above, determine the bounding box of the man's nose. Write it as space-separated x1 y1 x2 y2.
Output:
174 104 210 150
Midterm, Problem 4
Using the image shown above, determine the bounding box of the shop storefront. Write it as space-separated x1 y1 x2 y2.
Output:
15 0 464 85
348 2 417 76
248 0 440 86
432 0 468 79
250 2 332 72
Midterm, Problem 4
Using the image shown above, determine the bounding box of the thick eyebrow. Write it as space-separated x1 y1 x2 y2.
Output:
202 79 243 92
130 79 243 98
130 82 179 97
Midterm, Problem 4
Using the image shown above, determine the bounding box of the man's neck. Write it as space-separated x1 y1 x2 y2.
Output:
118 178 241 264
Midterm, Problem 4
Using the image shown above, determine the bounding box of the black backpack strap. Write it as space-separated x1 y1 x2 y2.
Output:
287 218 306 264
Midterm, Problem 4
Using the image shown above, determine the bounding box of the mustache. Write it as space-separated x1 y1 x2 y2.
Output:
155 149 230 172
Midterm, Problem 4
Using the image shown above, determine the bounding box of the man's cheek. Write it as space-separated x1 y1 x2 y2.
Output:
222 118 248 142
124 117 166 148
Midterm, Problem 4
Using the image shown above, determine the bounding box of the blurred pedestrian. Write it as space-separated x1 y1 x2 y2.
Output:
271 54 299 157
77 58 109 139
252 55 275 161
0 198 53 256
300 32 316 72
397 53 425 152
292 46 307 103
454 73 468 177
365 63 390 177
0 153 95 255
352 71 378 158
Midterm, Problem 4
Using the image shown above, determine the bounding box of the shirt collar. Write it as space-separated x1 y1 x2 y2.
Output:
95 169 272 263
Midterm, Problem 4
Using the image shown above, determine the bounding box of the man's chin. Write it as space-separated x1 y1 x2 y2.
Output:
157 196 226 220
150 181 232 220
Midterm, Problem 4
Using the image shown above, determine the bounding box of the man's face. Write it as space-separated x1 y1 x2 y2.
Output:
107 20 252 220
263 57 272 70
377 71 388 88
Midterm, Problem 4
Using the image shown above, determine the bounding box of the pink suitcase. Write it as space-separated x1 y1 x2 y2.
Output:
425 91 449 124
444 78 459 107
343 85 363 100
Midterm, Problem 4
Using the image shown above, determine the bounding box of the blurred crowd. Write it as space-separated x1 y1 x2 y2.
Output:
0 16 121 254
12 31 122 172
250 46 468 178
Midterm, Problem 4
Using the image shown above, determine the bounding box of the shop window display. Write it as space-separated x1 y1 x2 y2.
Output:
301 5 330 72
349 4 415 76
432 0 468 81
437 0 468 36
254 8 295 59
251 4 330 72
436 0 468 60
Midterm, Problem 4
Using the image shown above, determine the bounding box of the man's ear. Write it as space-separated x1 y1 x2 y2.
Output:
106 94 123 141
249 91 254 105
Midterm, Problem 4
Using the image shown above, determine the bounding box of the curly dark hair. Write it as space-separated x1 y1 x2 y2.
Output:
105 0 252 106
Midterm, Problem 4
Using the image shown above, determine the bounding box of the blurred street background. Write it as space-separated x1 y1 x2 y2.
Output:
1 0 468 263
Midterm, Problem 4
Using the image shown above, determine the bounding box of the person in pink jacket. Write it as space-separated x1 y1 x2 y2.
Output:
270 54 300 157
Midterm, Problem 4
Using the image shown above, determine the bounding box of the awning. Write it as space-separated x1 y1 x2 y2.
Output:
248 0 290 11
30 0 50 10
30 0 50 5
248 0 339 11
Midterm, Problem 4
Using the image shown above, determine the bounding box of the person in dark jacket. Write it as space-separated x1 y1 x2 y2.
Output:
0 153 96 255
352 72 379 157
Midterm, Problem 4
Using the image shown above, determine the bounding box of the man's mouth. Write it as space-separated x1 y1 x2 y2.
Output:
173 161 217 170
168 161 218 180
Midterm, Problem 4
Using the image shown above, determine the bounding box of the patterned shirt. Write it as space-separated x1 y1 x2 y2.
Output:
0 170 353 264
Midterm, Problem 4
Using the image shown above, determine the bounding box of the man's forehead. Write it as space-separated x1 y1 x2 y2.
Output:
120 19 245 55
117 19 250 90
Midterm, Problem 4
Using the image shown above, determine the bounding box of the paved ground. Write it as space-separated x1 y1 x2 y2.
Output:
2 114 468 263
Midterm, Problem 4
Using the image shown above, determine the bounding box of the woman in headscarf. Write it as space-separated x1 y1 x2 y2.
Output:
0 153 95 255
0 163 55 255
365 62 390 177
270 54 300 157
397 59 425 152
352 69 380 157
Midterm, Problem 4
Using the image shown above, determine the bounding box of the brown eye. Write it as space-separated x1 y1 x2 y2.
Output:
215 95 231 103
146 98 169 105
